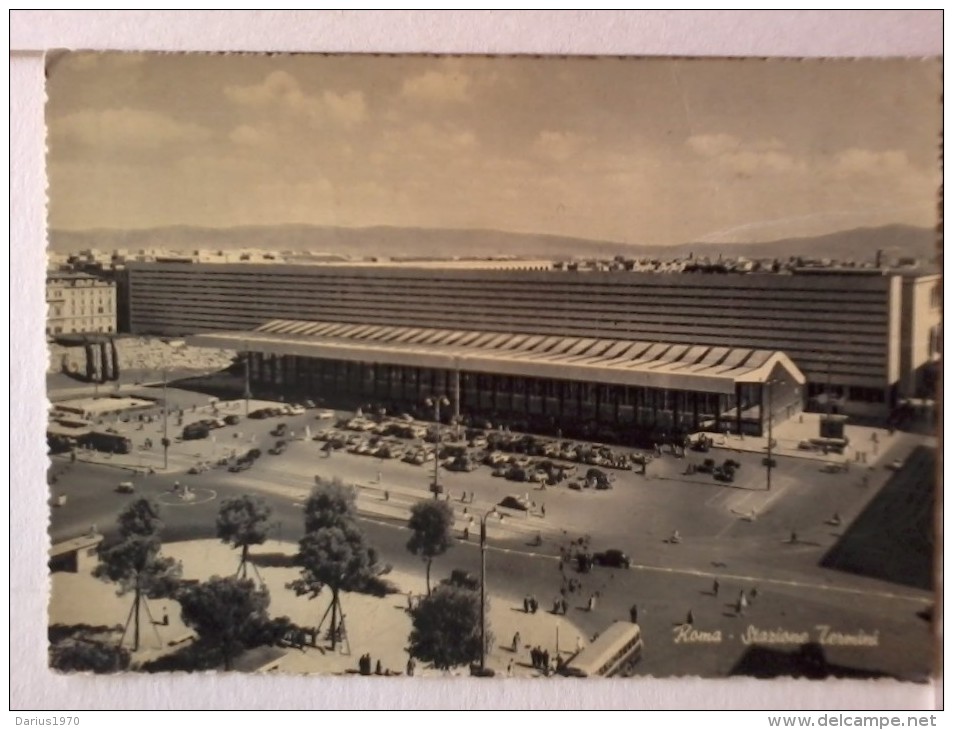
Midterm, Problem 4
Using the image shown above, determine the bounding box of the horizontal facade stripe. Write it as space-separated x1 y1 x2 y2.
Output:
127 262 904 391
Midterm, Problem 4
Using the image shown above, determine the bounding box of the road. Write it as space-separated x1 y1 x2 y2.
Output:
48 412 936 680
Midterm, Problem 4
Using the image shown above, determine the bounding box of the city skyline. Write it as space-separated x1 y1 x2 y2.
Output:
46 53 940 246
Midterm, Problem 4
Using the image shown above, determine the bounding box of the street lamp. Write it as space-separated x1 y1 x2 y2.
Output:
765 379 777 491
480 507 500 674
161 366 170 471
425 396 450 500
243 342 252 418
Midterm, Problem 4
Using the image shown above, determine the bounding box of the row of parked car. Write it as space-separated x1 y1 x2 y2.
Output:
181 414 242 440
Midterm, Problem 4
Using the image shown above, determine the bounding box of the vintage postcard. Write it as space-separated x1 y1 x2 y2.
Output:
44 52 940 682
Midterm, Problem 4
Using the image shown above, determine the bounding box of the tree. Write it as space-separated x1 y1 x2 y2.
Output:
216 495 273 581
117 497 163 538
177 575 271 671
408 583 491 671
94 500 181 651
303 478 358 533
291 524 377 650
49 639 131 674
290 480 379 650
406 500 455 595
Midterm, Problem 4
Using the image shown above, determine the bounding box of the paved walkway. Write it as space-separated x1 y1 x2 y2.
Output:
695 411 905 465
50 539 588 677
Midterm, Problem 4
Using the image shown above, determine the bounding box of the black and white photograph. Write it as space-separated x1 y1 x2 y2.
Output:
42 51 941 683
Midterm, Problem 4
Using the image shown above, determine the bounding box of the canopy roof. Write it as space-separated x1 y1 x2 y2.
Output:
189 319 805 395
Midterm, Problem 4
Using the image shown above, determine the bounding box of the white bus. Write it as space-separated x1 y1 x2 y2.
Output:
560 622 643 678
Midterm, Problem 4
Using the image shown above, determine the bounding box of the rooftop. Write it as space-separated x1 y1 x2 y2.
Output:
189 319 805 395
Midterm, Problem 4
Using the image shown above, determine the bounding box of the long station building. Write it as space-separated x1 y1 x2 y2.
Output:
122 261 940 437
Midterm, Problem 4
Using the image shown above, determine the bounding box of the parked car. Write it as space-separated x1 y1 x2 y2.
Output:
498 495 531 511
271 423 288 437
269 440 288 455
887 459 903 471
287 404 306 416
224 415 241 426
314 409 336 420
229 461 252 473
182 423 210 440
116 481 135 494
593 549 631 569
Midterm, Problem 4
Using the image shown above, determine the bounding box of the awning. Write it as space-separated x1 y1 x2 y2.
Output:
188 319 806 395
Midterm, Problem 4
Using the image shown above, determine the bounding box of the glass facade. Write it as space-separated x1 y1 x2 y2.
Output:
245 353 802 440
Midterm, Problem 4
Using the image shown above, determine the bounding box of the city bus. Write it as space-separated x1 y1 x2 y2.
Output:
80 430 133 455
560 621 643 678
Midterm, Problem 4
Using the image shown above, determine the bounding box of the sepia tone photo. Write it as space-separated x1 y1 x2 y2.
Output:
44 52 940 681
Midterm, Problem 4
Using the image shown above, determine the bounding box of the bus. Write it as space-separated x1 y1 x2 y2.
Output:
80 430 133 455
560 621 643 678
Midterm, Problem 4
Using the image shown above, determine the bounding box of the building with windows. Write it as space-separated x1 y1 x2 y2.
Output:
124 260 939 421
46 272 117 337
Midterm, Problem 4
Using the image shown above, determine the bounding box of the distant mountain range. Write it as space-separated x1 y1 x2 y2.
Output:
49 223 939 264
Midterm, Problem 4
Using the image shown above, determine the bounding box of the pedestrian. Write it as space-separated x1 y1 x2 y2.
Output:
541 649 550 674
531 596 538 614
375 659 383 676
686 609 694 625
506 659 513 677
541 503 546 518
587 594 596 612
162 607 169 626
407 591 414 611
749 587 758 602
712 579 720 597
384 490 390 502
561 598 568 615
531 647 539 668
790 530 798 544
512 631 521 652
629 603 639 623
406 657 416 677
523 597 530 613
462 526 469 541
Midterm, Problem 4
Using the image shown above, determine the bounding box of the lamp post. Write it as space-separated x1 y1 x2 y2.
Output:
479 507 499 674
765 379 776 491
425 396 449 500
243 342 252 417
161 366 169 471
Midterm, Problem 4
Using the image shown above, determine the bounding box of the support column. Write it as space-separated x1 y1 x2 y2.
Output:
735 383 743 435
452 368 461 422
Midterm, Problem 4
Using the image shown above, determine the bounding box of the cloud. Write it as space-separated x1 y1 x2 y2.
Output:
401 68 472 103
228 124 270 147
686 133 740 158
52 108 209 149
686 133 805 176
830 148 912 177
225 70 366 126
322 90 367 125
532 130 591 162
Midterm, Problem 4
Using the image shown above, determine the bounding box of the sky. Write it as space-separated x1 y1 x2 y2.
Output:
45 53 941 246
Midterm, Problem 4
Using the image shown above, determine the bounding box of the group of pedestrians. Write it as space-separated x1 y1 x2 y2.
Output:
530 646 552 675
523 595 539 613
357 653 383 676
